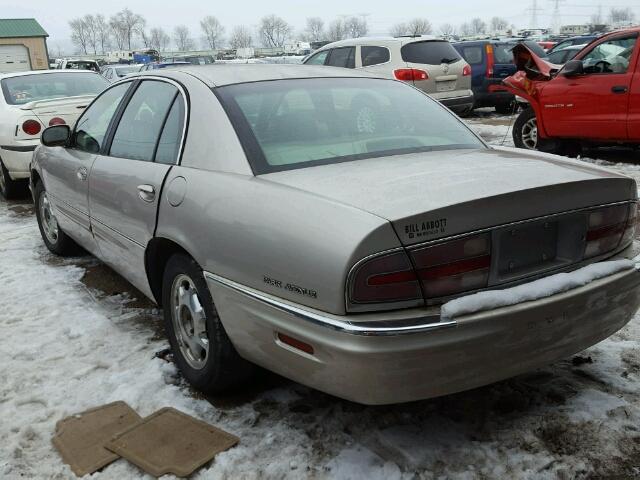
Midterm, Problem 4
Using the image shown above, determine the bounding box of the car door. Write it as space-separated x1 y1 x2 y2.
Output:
42 82 131 252
541 34 638 140
88 79 186 297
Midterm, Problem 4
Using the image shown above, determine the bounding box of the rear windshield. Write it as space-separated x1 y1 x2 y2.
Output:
114 66 139 77
494 44 515 64
1 73 108 105
217 77 483 174
64 61 99 72
401 40 462 65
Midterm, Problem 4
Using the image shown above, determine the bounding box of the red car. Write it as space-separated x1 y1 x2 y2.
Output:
504 27 639 155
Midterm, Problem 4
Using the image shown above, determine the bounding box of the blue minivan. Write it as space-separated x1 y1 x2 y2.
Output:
453 40 520 113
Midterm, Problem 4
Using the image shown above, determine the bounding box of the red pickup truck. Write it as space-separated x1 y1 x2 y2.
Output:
504 28 639 155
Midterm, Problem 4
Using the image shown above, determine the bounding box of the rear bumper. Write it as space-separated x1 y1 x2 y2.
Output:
0 143 37 180
206 257 640 405
437 92 475 112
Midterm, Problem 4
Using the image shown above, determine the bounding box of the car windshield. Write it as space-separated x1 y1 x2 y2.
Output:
217 77 484 174
64 61 99 71
1 73 108 105
114 66 139 77
401 40 462 65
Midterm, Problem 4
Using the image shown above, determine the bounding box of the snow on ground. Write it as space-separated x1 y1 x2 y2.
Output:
2 112 640 479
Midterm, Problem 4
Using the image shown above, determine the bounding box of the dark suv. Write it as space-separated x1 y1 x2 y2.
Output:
453 40 521 113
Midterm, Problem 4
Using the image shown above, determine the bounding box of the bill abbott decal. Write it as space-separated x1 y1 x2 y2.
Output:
404 218 447 240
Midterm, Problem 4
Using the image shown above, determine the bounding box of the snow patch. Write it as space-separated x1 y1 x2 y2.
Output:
441 260 634 319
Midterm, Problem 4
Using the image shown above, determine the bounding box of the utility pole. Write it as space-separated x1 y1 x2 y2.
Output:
526 0 543 28
550 0 565 34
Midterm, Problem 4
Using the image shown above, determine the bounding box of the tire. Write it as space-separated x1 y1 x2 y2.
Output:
513 107 559 153
456 106 474 118
34 180 81 256
0 158 26 200
162 254 253 394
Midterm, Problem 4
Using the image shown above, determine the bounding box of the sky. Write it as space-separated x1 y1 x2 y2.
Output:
0 0 636 52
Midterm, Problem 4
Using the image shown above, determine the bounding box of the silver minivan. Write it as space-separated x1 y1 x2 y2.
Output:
304 36 474 115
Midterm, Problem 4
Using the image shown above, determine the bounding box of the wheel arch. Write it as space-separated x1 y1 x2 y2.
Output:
145 236 197 306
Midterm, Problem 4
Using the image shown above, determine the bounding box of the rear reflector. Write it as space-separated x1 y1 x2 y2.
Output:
394 68 429 82
22 119 41 136
49 117 66 126
277 333 314 355
584 204 629 258
350 250 421 304
410 233 492 299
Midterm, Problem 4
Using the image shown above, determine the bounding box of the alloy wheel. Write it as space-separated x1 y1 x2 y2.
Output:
521 117 538 149
38 192 59 244
170 274 209 370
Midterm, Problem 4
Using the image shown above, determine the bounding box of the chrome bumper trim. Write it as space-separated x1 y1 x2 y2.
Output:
204 271 455 336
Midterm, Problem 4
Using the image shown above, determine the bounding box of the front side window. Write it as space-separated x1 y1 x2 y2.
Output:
73 82 130 153
217 78 484 174
327 47 355 68
361 46 390 67
304 50 329 65
109 80 178 161
1 72 108 106
581 36 637 74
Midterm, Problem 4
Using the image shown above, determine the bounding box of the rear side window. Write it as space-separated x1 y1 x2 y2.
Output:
461 46 483 64
155 95 185 164
327 47 355 68
361 46 390 66
494 44 515 64
109 80 177 161
401 41 461 65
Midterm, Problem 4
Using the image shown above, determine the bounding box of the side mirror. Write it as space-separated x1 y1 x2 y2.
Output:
41 125 70 147
561 59 584 77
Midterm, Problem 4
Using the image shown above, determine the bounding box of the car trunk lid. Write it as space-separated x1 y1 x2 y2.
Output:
19 94 94 129
262 147 636 246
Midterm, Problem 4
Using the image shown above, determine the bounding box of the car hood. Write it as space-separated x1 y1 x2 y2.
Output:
262 147 637 245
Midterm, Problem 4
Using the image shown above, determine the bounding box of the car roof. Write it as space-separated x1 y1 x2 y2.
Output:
142 64 379 87
316 35 440 50
0 69 101 80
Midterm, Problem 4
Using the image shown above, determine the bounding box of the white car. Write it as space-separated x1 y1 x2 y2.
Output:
0 70 108 198
101 64 143 83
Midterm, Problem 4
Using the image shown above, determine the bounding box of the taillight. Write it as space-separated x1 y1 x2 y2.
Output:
485 44 495 77
410 233 492 299
22 119 41 136
584 204 630 258
462 64 472 76
350 251 421 304
394 68 429 82
49 117 66 126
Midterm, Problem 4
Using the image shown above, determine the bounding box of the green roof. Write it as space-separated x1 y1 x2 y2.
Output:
0 19 48 38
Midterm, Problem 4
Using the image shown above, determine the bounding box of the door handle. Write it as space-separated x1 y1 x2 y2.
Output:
137 184 156 202
76 167 87 181
612 85 628 94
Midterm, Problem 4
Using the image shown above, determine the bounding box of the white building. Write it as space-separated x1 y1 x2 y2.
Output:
560 24 590 35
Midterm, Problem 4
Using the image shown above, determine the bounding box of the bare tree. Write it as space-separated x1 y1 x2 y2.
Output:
69 18 89 54
389 23 408 37
201 16 224 49
82 15 99 55
150 27 170 52
344 16 368 38
259 14 291 47
95 14 110 53
109 8 145 50
470 18 487 35
406 18 432 35
305 17 325 42
609 7 635 24
109 17 126 50
327 18 346 41
229 25 252 49
174 25 194 51
459 22 473 37
490 17 508 33
439 23 456 37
